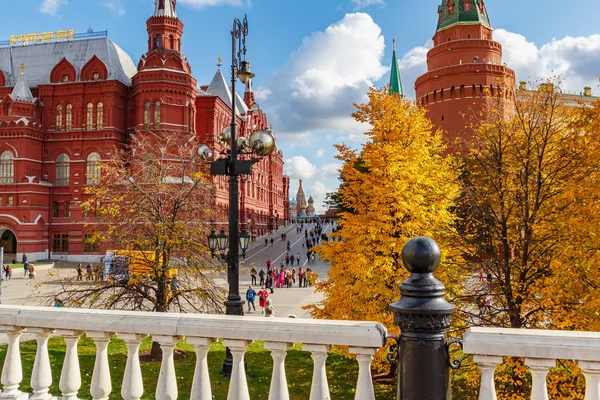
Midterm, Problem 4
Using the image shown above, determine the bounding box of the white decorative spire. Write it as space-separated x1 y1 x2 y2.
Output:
11 64 34 102
154 0 177 18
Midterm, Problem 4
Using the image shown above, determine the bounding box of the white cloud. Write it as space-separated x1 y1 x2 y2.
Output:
254 88 272 102
351 0 385 10
39 0 67 16
395 40 432 99
316 148 326 157
178 0 245 8
321 163 341 178
309 181 336 214
284 156 318 180
104 1 126 16
261 13 388 143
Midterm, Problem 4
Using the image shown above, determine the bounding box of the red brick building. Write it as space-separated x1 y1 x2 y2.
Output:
0 0 287 263
415 0 516 145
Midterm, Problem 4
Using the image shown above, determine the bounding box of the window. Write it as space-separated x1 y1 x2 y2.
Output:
52 233 69 253
56 105 63 131
84 234 100 253
7 196 13 206
56 153 70 186
97 103 104 130
65 201 71 218
0 151 14 184
464 0 471 12
66 104 73 130
144 102 151 129
52 201 59 218
154 102 161 129
95 201 102 218
0 198 2 206
62 75 69 82
86 103 93 130
93 72 100 80
86 152 101 185
7 103 11 116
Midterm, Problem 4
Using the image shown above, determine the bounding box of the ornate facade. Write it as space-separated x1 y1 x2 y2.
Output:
295 179 307 218
0 0 287 262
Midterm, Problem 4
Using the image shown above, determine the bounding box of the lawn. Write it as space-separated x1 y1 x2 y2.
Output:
0 336 396 399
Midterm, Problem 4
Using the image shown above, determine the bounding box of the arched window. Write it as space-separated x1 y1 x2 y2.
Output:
56 105 63 131
97 102 103 130
460 84 465 98
144 102 151 129
0 151 14 184
56 153 70 186
86 103 93 130
6 103 12 116
464 0 471 12
154 101 161 129
86 152 101 186
66 104 73 130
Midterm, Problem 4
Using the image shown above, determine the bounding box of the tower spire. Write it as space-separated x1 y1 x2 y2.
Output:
244 78 255 108
154 0 177 18
389 38 404 96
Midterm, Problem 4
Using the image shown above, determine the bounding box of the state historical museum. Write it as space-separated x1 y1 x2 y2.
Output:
0 0 289 262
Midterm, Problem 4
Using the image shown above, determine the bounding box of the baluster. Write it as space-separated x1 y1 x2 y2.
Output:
154 335 182 400
118 333 146 400
29 328 54 400
0 326 28 400
525 358 554 400
264 341 292 400
222 339 251 400
349 347 376 400
578 360 600 400
56 330 82 400
86 331 113 400
187 337 215 400
473 355 502 400
303 344 331 400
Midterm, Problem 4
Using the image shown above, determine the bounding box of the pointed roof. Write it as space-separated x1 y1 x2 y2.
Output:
389 39 403 96
437 0 491 32
308 195 314 204
204 61 245 116
297 179 305 195
10 64 34 102
154 0 177 18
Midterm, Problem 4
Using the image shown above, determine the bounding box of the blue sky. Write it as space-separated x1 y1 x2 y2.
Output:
6 0 600 212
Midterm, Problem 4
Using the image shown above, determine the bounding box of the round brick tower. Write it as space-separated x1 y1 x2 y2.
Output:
415 0 515 145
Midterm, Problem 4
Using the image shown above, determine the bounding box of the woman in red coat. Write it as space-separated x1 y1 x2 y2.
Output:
257 286 269 313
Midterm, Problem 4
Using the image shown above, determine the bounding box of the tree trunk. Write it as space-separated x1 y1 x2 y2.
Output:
150 340 162 360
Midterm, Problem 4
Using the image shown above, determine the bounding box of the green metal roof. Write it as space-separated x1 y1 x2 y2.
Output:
389 39 403 96
436 0 492 32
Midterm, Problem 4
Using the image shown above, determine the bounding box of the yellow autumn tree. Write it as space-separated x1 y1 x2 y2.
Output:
308 87 461 347
454 83 600 399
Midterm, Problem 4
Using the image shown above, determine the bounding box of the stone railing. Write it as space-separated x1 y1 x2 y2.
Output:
463 327 600 400
0 305 386 400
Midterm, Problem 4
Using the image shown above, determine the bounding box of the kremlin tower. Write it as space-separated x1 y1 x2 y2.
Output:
415 0 515 145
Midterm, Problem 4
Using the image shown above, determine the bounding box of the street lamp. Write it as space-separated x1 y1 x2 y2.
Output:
205 14 275 378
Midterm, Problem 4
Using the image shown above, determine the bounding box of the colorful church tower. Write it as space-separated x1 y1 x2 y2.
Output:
415 0 515 145
296 179 307 217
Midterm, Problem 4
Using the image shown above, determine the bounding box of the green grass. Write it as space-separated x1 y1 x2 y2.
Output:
0 336 396 400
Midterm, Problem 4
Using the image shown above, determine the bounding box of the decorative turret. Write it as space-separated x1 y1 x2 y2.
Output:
414 0 515 149
306 195 315 217
436 0 491 34
147 0 183 52
11 64 34 103
296 179 307 217
389 39 404 96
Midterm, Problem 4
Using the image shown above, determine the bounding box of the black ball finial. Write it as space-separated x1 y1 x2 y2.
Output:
401 237 441 274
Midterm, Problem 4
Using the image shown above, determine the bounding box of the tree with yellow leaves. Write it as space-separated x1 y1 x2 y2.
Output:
308 88 461 346
57 131 225 318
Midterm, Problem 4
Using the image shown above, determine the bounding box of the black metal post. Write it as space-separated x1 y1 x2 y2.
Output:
220 16 249 378
389 237 456 400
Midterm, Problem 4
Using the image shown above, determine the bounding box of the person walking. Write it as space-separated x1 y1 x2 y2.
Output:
5 265 11 281
259 268 266 286
258 286 269 313
479 268 485 283
297 253 301 266
76 264 83 281
290 254 295 265
246 285 257 312
250 266 257 285
265 298 275 317
23 262 29 279
28 264 35 279
86 263 93 280
298 268 305 287
265 238 268 247
270 238 274 246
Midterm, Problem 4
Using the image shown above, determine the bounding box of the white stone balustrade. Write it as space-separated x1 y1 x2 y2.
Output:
0 305 387 399
464 327 600 400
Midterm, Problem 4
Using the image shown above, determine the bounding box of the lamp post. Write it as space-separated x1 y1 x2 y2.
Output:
204 15 276 378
